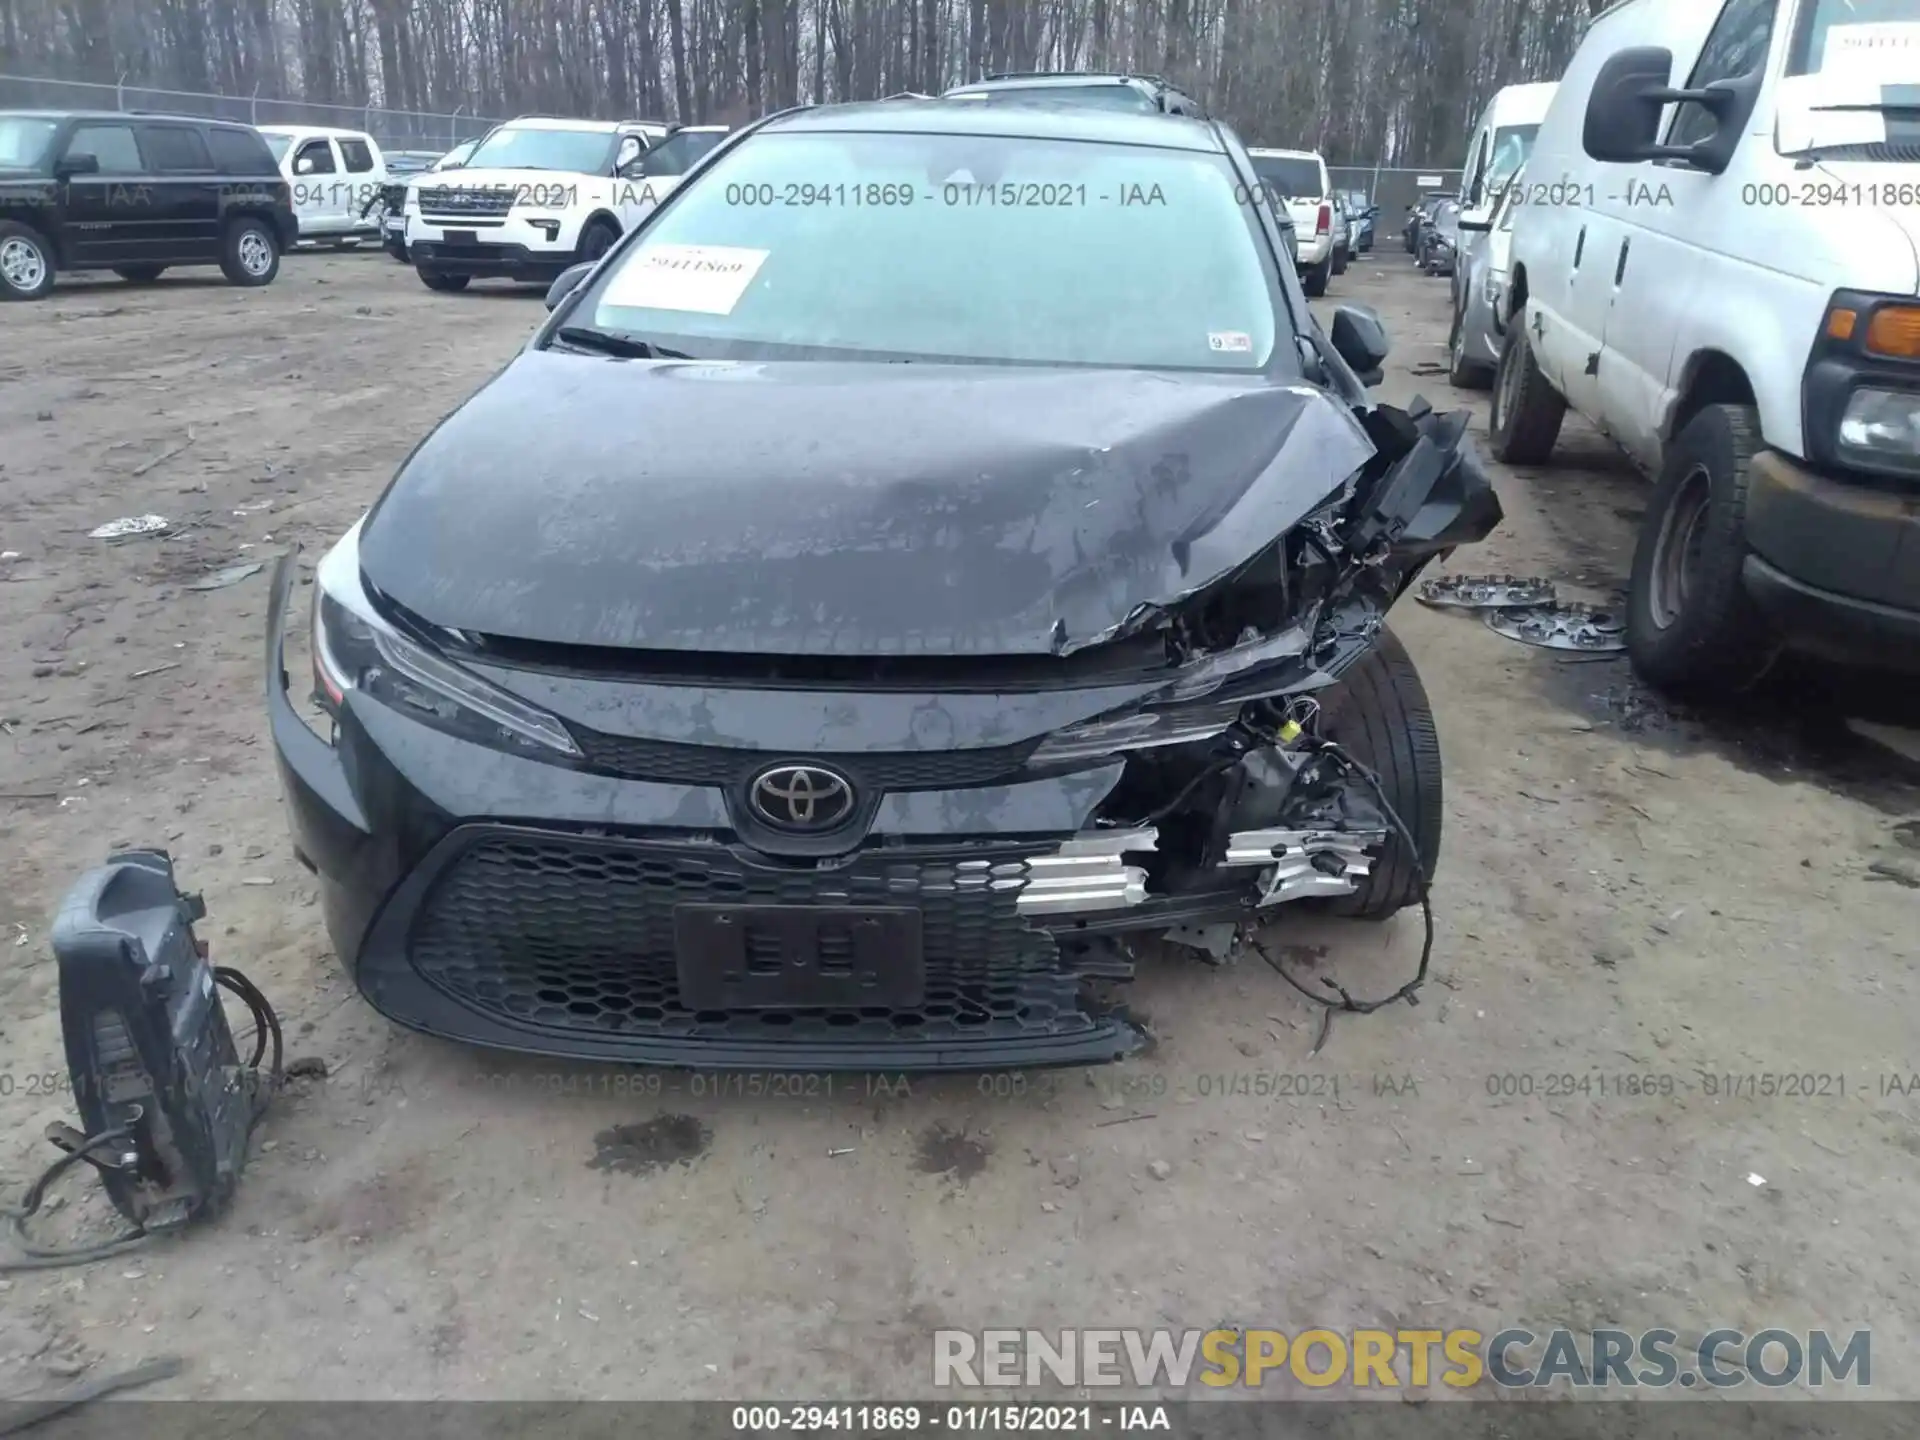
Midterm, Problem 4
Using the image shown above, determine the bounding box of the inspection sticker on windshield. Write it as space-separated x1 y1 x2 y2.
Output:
1208 331 1253 354
603 244 769 314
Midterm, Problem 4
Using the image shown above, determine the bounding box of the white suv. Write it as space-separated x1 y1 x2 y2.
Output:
1248 148 1337 295
404 116 669 291
1494 0 1920 693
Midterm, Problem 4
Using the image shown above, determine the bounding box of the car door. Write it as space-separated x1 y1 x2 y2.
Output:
1595 0 1776 468
135 121 221 261
55 120 152 266
337 133 383 227
289 136 343 235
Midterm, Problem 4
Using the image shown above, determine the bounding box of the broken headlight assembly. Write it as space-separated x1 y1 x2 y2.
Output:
309 527 581 760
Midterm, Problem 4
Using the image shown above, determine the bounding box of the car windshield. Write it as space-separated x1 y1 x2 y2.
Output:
436 142 476 170
641 130 725 176
1790 0 1920 72
1485 123 1541 196
1248 155 1323 197
0 115 59 168
947 85 1157 112
578 129 1285 371
464 125 615 173
262 132 294 162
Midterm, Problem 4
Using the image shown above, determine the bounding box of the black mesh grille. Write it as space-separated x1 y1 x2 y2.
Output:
407 833 1102 1044
381 181 408 211
568 730 1040 789
418 185 514 219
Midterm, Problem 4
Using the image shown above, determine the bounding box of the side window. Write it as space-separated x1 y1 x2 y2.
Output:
63 123 145 173
339 137 375 173
1666 0 1779 148
294 138 337 175
205 127 274 173
140 125 214 173
1464 131 1490 207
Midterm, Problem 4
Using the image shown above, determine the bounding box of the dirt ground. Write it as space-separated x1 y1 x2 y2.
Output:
3 247 1919 1404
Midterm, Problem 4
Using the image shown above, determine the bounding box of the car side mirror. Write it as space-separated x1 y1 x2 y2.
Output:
545 262 594 312
1458 214 1494 234
1583 45 1749 176
54 153 99 178
1330 304 1389 384
295 157 315 175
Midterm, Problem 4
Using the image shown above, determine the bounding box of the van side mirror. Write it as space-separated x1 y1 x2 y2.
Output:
1583 45 1753 176
1330 304 1389 386
545 262 594 311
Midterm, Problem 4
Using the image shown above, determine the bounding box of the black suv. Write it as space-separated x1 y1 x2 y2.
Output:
942 72 1206 117
0 110 298 301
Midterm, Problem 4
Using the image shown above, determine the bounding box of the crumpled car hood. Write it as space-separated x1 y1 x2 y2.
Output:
358 352 1377 656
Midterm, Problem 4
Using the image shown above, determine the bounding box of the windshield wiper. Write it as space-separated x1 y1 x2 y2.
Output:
553 326 691 360
1811 101 1920 114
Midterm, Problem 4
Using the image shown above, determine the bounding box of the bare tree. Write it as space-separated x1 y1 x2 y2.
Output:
0 0 1600 163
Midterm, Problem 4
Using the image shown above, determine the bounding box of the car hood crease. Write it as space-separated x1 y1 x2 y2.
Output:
358 354 1377 657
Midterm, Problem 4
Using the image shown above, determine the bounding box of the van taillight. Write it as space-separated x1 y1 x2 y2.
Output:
1316 204 1331 234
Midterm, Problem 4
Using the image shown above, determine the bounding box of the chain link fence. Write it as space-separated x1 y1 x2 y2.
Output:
0 72 501 153
1328 165 1465 245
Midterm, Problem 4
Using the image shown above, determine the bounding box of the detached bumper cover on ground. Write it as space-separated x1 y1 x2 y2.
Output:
268 358 1499 1071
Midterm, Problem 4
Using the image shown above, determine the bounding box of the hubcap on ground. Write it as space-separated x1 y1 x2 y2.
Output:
1 236 46 290
1649 464 1712 631
238 231 273 276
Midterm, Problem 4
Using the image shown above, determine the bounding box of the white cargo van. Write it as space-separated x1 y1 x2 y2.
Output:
1493 0 1920 693
1458 82 1559 228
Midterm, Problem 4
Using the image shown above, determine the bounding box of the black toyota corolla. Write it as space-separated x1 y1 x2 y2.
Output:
267 100 1499 1070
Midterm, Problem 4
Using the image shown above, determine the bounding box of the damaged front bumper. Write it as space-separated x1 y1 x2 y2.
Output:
267 396 1499 1073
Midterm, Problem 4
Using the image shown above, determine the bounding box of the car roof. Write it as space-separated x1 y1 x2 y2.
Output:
759 100 1221 152
257 123 374 139
499 115 625 132
1483 81 1559 126
0 108 254 129
1246 147 1324 162
945 74 1157 93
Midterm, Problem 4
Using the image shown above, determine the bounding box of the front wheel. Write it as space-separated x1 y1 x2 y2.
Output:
1447 293 1494 390
418 268 471 292
576 219 620 264
1302 255 1331 297
1625 403 1779 697
1487 323 1565 465
221 217 280 286
0 222 56 301
1314 627 1443 920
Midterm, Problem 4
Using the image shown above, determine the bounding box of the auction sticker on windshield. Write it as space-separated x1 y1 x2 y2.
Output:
603 243 770 314
1208 331 1253 353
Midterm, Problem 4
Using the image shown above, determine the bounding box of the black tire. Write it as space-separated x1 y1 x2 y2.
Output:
1488 322 1566 465
114 264 166 284
1302 256 1331 297
1625 403 1779 696
0 220 56 301
1332 245 1348 276
220 217 280 286
1315 627 1443 920
418 268 470 292
1447 293 1494 389
576 219 620 264
385 239 409 263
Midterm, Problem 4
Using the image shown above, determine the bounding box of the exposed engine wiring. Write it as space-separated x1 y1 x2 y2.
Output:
1253 737 1436 1055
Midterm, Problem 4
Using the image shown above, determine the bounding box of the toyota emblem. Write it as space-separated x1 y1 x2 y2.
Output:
749 764 856 831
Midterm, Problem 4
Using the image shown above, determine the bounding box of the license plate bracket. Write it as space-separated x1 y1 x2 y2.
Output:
445 229 477 246
675 904 924 1011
